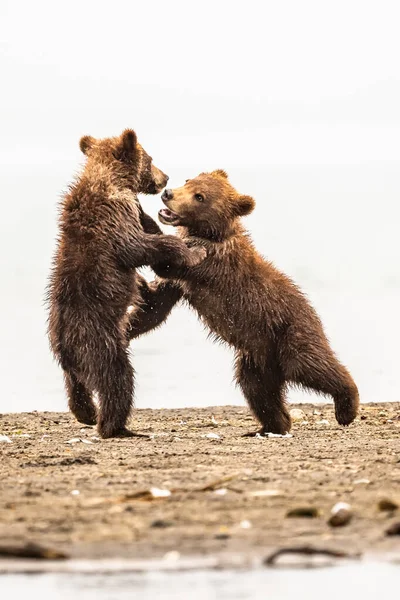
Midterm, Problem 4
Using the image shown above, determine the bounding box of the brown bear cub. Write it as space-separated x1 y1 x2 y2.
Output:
47 130 204 438
129 170 359 434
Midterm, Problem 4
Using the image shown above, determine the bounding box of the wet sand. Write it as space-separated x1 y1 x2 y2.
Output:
1 403 399 565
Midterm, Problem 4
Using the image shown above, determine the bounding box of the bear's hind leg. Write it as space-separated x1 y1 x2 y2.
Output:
64 371 97 426
235 352 291 435
95 348 143 439
281 337 359 426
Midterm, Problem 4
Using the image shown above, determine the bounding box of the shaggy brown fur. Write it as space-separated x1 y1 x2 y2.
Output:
47 130 204 438
128 170 359 434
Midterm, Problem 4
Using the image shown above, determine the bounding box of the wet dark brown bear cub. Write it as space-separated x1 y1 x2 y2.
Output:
129 170 359 434
47 130 204 438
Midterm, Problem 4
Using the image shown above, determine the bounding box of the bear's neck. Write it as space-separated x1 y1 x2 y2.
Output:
182 220 245 243
77 163 139 198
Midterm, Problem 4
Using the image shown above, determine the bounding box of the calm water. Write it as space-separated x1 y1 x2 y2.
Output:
1 163 399 413
1 563 399 599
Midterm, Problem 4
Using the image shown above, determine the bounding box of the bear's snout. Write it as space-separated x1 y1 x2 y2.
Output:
162 189 174 201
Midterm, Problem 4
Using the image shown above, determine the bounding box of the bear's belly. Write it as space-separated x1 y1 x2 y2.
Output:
183 285 252 350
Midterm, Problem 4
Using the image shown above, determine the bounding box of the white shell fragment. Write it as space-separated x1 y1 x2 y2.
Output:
203 433 221 439
150 487 171 498
316 419 330 425
214 488 228 496
240 520 252 529
256 432 293 439
66 437 93 445
248 489 283 497
163 550 180 562
0 435 12 443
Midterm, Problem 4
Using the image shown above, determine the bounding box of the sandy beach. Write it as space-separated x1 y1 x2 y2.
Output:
1 403 399 566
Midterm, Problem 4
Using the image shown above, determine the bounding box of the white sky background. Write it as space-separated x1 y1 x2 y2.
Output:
1 0 400 410
2 0 400 165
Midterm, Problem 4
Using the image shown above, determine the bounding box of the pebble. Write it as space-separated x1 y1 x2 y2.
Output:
286 507 320 518
328 502 352 527
385 522 400 536
0 435 12 443
289 408 306 422
378 498 399 512
151 519 173 528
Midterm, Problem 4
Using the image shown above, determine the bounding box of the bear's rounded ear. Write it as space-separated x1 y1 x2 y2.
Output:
211 169 228 179
115 129 138 161
79 135 95 155
235 195 255 217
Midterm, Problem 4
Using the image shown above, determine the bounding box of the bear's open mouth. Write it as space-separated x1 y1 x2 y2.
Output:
158 208 181 225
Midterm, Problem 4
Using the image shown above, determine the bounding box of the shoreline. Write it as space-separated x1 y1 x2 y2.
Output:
1 403 399 567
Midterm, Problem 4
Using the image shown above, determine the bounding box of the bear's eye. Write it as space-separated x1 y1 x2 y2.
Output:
194 193 204 203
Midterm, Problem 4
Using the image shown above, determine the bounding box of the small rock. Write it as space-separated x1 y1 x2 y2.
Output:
354 479 370 485
287 507 319 518
378 498 399 512
290 409 306 422
215 525 230 540
316 419 330 426
203 433 220 440
328 502 352 527
385 522 400 536
151 519 173 528
0 435 12 443
70 490 80 496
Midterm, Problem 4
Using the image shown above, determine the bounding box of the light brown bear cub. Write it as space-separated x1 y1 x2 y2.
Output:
129 169 359 434
48 130 204 439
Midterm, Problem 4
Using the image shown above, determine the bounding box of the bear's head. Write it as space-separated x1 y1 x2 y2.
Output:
79 129 168 195
158 170 255 239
